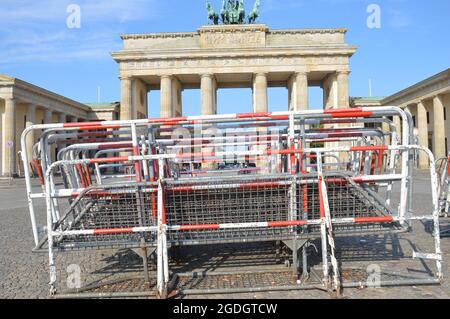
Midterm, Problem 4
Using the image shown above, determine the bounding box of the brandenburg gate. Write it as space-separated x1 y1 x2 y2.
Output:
112 24 357 120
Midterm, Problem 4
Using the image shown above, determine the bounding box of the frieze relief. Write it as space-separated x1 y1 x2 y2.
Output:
200 31 265 48
122 55 347 72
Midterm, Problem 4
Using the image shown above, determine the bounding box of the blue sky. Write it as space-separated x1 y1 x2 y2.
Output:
0 0 449 117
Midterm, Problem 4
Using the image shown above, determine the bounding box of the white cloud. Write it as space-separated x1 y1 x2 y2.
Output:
0 0 163 65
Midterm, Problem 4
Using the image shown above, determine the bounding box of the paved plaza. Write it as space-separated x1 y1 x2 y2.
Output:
0 171 449 299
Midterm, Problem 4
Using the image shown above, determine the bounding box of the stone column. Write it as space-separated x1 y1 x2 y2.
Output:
56 113 67 156
253 73 268 113
381 121 391 144
4 98 16 176
289 72 308 111
417 101 429 169
43 109 55 162
393 116 402 143
25 104 36 165
433 95 446 159
322 74 337 110
44 109 53 124
58 113 67 123
120 76 133 120
160 75 173 118
200 74 218 170
337 71 350 109
172 77 183 117
253 73 269 171
201 74 216 116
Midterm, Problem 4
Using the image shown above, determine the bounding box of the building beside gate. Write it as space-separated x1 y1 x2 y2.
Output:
0 75 119 176
352 68 450 169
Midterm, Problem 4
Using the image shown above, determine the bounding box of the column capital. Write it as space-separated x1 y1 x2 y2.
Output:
4 96 15 102
338 70 351 76
254 72 268 77
253 73 268 84
119 75 133 81
288 71 308 84
161 74 173 80
433 94 444 102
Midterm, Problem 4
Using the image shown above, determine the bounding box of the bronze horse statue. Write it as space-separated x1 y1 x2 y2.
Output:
207 0 219 24
248 0 260 24
207 0 261 25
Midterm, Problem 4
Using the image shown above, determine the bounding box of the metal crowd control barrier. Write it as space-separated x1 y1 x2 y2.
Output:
436 154 450 237
21 106 443 298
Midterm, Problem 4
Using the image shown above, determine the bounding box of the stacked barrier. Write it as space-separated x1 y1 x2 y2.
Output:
21 106 443 298
436 154 450 237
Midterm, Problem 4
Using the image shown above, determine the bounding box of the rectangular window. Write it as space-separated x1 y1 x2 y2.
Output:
427 112 430 125
446 138 448 155
412 116 416 127
24 115 27 129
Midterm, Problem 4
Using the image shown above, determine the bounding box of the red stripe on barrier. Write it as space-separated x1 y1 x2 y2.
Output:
93 228 134 235
33 159 45 186
351 177 372 184
264 149 303 156
319 176 325 219
268 220 308 227
64 122 102 128
354 216 394 223
325 178 348 185
330 112 373 118
325 108 363 113
75 164 87 188
324 109 373 118
85 165 92 186
269 115 289 120
377 150 385 174
133 145 142 182
67 125 122 131
447 156 450 176
179 224 221 231
148 117 188 125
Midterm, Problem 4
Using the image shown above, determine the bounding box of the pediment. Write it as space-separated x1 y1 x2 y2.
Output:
0 74 15 83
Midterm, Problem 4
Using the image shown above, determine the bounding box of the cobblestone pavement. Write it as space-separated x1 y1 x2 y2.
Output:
0 171 449 299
